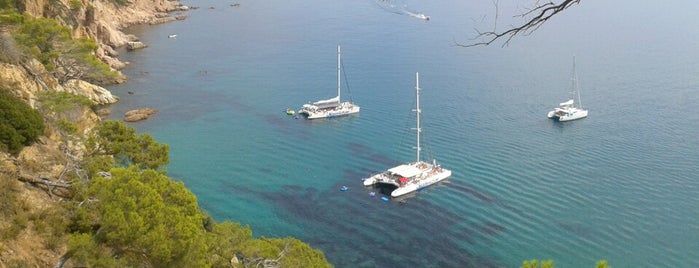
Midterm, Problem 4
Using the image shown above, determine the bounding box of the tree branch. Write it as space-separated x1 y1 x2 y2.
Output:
458 0 580 47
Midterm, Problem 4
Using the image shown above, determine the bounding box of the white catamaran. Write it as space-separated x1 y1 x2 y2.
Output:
298 46 360 119
547 57 589 121
363 72 451 198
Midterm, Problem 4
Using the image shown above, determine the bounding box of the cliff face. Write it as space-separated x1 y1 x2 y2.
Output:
0 60 119 107
20 0 186 71
0 1 183 266
1 0 186 105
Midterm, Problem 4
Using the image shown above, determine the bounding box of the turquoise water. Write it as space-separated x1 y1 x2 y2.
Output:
107 0 699 267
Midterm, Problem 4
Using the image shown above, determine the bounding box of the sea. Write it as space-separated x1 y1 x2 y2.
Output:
105 0 699 267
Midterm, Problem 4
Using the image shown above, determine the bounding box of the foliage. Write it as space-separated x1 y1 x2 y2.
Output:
235 237 331 268
38 90 93 113
30 205 69 251
56 118 78 134
0 9 24 23
10 14 119 83
12 16 71 70
88 120 169 170
522 259 611 268
54 36 120 84
522 259 554 268
68 0 81 10
0 173 27 240
0 88 45 154
66 233 127 267
206 220 253 267
65 167 332 267
0 0 23 11
80 154 115 181
0 30 22 63
69 167 209 267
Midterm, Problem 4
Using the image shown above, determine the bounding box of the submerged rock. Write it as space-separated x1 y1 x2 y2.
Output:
124 108 158 122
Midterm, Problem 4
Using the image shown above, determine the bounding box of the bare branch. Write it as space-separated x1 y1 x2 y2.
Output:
492 0 499 32
458 0 580 47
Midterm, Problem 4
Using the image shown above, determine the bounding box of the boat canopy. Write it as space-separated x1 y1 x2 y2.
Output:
313 96 340 109
559 99 574 107
388 164 422 178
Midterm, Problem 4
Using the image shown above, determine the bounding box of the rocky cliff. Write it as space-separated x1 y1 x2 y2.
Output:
0 1 185 266
20 0 187 71
0 60 119 107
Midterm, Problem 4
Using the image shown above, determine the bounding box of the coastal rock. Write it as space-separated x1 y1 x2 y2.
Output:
61 79 120 105
126 41 148 50
97 108 111 116
149 16 177 25
124 108 158 122
0 60 121 106
0 61 49 108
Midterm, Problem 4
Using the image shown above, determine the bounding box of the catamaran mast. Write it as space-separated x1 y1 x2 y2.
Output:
574 56 583 109
337 45 341 101
571 56 583 109
415 72 421 163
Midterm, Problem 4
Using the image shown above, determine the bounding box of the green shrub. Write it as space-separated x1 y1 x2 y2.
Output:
68 0 81 10
56 118 78 134
0 88 45 154
38 90 92 113
11 14 120 84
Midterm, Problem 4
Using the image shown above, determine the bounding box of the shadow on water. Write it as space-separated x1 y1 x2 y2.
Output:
226 180 508 268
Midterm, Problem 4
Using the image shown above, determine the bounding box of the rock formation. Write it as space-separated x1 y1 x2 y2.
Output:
60 79 120 105
0 60 118 107
126 41 148 50
125 108 158 122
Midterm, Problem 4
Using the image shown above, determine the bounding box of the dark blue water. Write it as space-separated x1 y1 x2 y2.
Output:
107 1 699 267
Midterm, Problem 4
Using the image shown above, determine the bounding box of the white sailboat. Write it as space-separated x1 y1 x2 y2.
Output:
363 72 451 198
547 57 588 121
298 46 360 119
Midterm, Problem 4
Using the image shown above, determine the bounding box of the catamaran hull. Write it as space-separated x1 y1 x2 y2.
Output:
549 109 588 121
305 106 360 119
391 170 452 197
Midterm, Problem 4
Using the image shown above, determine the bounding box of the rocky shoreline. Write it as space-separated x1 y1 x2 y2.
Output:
1 0 190 113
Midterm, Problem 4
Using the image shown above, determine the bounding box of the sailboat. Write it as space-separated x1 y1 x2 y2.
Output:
298 46 360 119
363 72 452 198
547 57 589 121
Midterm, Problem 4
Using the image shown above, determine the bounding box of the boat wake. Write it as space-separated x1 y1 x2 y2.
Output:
375 0 430 21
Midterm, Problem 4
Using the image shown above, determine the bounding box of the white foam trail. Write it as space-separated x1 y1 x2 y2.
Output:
375 0 430 21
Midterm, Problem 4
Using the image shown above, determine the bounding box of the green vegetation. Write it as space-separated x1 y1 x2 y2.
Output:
0 172 28 240
2 11 119 83
65 166 330 267
69 167 209 267
1 96 331 266
0 8 331 267
596 260 610 268
68 0 81 10
12 16 70 70
521 260 611 268
522 260 554 268
0 88 45 154
38 90 93 113
64 120 330 267
87 120 169 170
